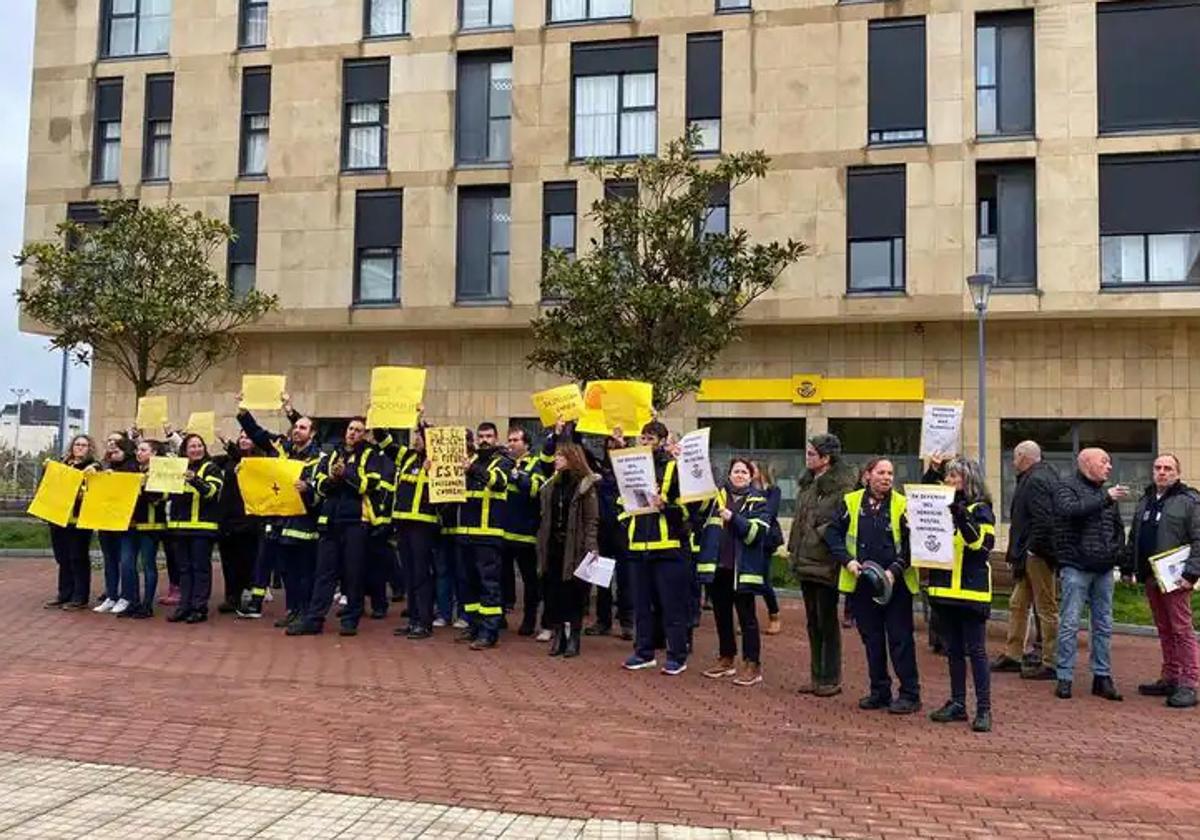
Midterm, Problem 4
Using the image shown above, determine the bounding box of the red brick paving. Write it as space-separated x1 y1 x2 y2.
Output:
1 556 1198 839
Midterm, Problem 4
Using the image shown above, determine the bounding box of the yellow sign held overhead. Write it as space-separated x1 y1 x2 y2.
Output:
185 411 216 445
238 458 306 517
240 375 287 411
577 380 654 436
77 472 143 532
531 384 586 427
136 396 169 431
366 366 426 429
27 461 87 527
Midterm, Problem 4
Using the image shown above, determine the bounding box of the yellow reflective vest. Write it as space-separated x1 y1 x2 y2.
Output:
838 489 919 595
927 501 995 604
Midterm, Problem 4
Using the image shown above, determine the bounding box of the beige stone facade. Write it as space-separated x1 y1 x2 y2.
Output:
21 0 1200 511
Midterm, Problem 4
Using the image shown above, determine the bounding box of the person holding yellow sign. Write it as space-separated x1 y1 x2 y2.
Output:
164 434 224 624
125 439 167 619
93 434 140 616
41 435 99 611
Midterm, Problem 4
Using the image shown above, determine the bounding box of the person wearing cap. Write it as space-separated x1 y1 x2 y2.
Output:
824 457 921 714
787 433 858 697
927 458 996 733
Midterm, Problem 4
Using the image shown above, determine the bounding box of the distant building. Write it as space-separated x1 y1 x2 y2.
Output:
0 400 85 455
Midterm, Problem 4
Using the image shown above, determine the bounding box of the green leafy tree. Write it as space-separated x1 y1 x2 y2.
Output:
16 201 277 401
529 129 806 410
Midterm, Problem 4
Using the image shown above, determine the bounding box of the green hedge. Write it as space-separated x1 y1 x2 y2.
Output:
0 520 52 550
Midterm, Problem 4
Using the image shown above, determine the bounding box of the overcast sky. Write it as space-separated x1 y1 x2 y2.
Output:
1 1 92 414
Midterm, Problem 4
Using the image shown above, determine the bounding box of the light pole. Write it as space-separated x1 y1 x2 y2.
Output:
966 274 994 476
9 387 30 484
57 349 70 455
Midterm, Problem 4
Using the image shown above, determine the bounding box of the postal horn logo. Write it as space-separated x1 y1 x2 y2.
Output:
796 380 817 399
690 463 704 479
923 533 942 553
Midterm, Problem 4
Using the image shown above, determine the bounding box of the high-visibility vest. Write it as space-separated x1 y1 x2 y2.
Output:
927 502 995 603
838 489 918 595
620 460 685 552
394 448 439 525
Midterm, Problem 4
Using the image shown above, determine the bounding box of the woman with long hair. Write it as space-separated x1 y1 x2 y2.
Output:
927 457 996 733
165 433 223 624
44 434 98 611
700 457 770 686
216 430 260 617
536 442 599 658
124 439 165 618
94 433 138 614
750 460 785 635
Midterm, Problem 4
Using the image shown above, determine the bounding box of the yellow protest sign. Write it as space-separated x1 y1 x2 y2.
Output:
185 411 216 445
136 396 169 431
76 472 143 532
27 461 86 527
531 384 586 427
426 426 467 504
366 366 426 429
238 457 306 517
577 381 654 436
146 456 188 495
240 375 287 410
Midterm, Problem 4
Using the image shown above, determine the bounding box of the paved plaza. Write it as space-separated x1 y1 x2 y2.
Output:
1 556 1198 839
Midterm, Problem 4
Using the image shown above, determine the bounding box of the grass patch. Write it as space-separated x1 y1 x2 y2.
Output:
0 519 52 550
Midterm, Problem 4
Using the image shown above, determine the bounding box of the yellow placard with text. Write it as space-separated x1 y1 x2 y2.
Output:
238 458 306 517
240 375 287 411
426 426 467 504
136 396 169 431
576 381 654 436
145 456 188 495
76 471 143 532
185 411 216 445
531 384 586 427
366 366 426 429
27 461 87 527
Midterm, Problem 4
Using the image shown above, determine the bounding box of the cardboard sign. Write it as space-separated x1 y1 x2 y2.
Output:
577 380 654 436
136 396 169 432
185 411 216 446
238 457 306 517
27 461 87 527
240 375 287 411
611 446 658 514
145 456 188 495
531 384 586 427
426 426 467 504
905 483 956 569
76 471 143 532
677 427 717 503
919 400 964 458
366 366 426 429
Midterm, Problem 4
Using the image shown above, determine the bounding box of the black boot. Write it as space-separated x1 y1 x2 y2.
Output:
1092 675 1123 702
563 623 581 659
548 626 566 657
1055 679 1072 699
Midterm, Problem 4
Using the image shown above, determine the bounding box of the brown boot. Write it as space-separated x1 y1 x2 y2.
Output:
702 656 736 679
764 614 782 635
733 661 763 687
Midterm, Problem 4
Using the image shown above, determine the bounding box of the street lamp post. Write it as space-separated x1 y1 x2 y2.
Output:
966 274 995 476
9 387 30 485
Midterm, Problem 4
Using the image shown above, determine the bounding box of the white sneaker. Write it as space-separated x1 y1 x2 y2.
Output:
452 618 468 630
110 599 131 615
93 598 117 614
432 618 447 628
535 629 553 642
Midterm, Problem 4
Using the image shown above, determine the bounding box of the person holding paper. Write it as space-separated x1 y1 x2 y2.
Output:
236 395 322 625
1127 454 1200 709
926 458 996 733
536 442 599 658
587 431 635 641
824 458 921 714
164 434 224 624
619 421 691 676
698 458 771 686
502 425 553 637
212 431 263 617
43 435 99 611
387 423 440 640
125 439 166 619
93 434 140 615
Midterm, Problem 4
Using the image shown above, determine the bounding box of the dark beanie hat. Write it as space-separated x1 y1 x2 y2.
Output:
808 433 842 458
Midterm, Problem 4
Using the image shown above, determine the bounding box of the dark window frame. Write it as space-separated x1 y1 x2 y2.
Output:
141 73 173 183
342 59 391 172
239 67 271 177
975 10 1035 139
456 186 511 303
364 0 410 39
456 51 514 165
461 0 514 30
238 0 268 49
100 0 171 59
976 159 1037 288
571 71 658 160
92 78 123 185
542 181 578 263
686 32 722 154
227 195 260 297
715 0 751 11
846 165 906 294
867 17 927 146
353 189 404 305
547 0 634 25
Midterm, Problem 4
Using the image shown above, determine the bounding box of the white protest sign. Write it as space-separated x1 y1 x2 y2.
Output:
919 400 964 458
574 551 616 588
1150 546 1192 594
611 446 658 514
677 427 717 503
905 483 956 569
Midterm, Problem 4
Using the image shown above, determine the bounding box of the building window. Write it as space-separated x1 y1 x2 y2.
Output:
93 79 123 184
716 0 750 9
686 33 722 153
976 160 1036 287
240 68 271 177
228 195 259 298
999 419 1155 522
868 18 926 145
462 0 513 30
366 0 409 37
239 0 268 48
457 52 512 165
572 39 658 159
457 187 510 302
701 183 729 239
343 59 390 171
543 181 577 271
827 418 923 488
142 74 173 182
847 165 905 292
704 418 806 516
1100 154 1200 286
975 11 1034 138
101 0 171 58
354 190 403 304
1098 0 1200 135
602 178 637 248
548 0 633 24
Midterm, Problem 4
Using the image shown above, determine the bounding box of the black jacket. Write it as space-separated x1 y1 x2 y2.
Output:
1127 481 1200 584
1052 471 1128 574
1007 460 1059 568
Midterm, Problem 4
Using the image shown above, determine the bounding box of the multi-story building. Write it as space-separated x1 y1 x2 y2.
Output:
0 400 85 454
21 0 1200 519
